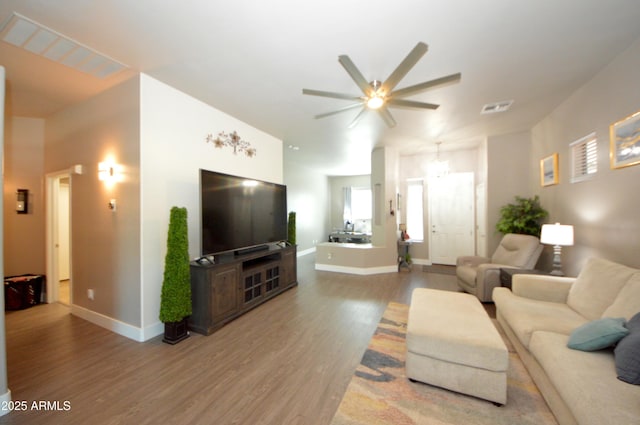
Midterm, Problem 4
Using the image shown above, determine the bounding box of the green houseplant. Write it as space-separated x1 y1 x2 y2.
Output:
496 195 548 237
287 211 296 246
159 206 192 344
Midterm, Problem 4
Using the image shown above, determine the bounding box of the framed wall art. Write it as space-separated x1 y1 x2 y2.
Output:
610 110 640 169
540 153 559 187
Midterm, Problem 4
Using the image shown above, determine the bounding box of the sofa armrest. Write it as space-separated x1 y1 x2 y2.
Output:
475 263 513 302
512 274 575 303
456 255 491 267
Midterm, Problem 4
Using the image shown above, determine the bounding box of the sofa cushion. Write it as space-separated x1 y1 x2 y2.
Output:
493 287 587 348
614 311 640 385
567 258 636 320
529 330 640 425
602 272 640 320
567 317 628 351
491 233 541 269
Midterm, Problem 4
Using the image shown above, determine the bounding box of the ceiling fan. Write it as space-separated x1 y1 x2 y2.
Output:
302 42 461 128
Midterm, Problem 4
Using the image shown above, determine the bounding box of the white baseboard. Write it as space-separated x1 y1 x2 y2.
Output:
314 263 397 275
297 246 316 257
411 258 431 266
71 304 163 342
0 389 11 416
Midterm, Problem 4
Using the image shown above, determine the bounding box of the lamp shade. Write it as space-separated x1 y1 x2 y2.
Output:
540 223 574 246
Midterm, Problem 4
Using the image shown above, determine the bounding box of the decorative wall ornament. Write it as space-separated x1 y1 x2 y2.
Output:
205 131 256 157
540 153 559 186
610 109 640 169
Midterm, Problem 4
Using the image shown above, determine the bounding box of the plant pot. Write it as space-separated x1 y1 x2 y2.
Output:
162 318 190 344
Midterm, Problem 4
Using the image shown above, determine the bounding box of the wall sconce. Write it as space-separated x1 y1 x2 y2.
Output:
98 161 123 183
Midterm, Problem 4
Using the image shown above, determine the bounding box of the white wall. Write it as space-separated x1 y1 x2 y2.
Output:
139 74 284 334
0 65 11 416
284 161 330 252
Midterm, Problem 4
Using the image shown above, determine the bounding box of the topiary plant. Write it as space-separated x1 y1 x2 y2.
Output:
496 195 548 237
287 211 296 246
159 206 192 323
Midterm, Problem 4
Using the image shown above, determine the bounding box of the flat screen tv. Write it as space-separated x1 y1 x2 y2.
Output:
200 169 288 256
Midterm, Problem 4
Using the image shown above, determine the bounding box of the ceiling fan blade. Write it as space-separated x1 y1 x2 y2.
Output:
315 102 364 119
377 107 397 128
387 98 439 110
348 107 368 129
338 55 373 96
381 42 428 94
390 72 461 99
302 88 363 101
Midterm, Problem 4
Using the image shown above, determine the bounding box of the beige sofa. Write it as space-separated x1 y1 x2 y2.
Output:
493 257 640 425
457 233 543 302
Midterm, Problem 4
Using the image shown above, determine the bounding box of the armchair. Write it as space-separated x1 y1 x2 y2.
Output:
456 233 543 302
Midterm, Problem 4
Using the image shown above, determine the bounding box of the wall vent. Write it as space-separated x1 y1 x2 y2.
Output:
0 12 128 79
481 100 513 114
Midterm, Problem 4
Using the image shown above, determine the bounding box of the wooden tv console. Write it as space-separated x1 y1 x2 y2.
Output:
189 244 297 335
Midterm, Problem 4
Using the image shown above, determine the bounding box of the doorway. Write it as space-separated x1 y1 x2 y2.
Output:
427 173 475 265
46 171 72 305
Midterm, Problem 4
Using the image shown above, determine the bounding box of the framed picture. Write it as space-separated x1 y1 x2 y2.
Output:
610 110 640 169
540 153 559 187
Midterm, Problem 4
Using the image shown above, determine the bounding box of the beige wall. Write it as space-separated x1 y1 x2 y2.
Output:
398 145 481 262
531 37 640 276
45 76 142 326
3 117 45 276
6 73 285 341
486 131 532 255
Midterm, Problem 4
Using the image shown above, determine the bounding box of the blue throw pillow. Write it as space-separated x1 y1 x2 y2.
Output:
567 317 629 351
614 312 640 385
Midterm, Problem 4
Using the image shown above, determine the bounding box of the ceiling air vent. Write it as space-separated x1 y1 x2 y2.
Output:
481 100 513 114
0 12 128 79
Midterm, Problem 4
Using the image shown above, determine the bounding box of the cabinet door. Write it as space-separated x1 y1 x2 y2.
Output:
211 265 239 322
281 248 297 287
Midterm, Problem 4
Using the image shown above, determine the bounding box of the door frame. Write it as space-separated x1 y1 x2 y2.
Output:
45 170 72 304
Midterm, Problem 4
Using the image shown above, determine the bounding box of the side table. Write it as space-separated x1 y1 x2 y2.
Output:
398 240 412 272
499 268 548 290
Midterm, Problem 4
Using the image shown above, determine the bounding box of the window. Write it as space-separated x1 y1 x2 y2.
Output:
406 180 424 241
350 187 372 220
343 187 372 230
571 133 597 183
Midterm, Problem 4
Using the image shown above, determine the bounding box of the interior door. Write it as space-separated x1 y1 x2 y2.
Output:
428 173 475 265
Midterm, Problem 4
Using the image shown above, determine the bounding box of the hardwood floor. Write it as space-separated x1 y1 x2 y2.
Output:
58 280 70 306
1 254 460 425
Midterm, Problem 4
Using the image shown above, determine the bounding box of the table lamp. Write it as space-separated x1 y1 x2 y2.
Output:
540 223 574 276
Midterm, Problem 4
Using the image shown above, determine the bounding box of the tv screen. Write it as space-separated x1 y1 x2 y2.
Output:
200 169 287 255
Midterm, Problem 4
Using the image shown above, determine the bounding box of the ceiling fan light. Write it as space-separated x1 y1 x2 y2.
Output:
367 95 384 109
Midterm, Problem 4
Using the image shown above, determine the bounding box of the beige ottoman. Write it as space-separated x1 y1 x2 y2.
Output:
406 288 508 405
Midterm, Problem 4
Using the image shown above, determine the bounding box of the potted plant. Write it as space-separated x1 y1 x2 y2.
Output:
496 195 548 237
159 206 192 344
287 211 296 246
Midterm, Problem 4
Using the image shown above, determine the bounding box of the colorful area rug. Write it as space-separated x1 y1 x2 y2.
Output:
330 302 558 425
